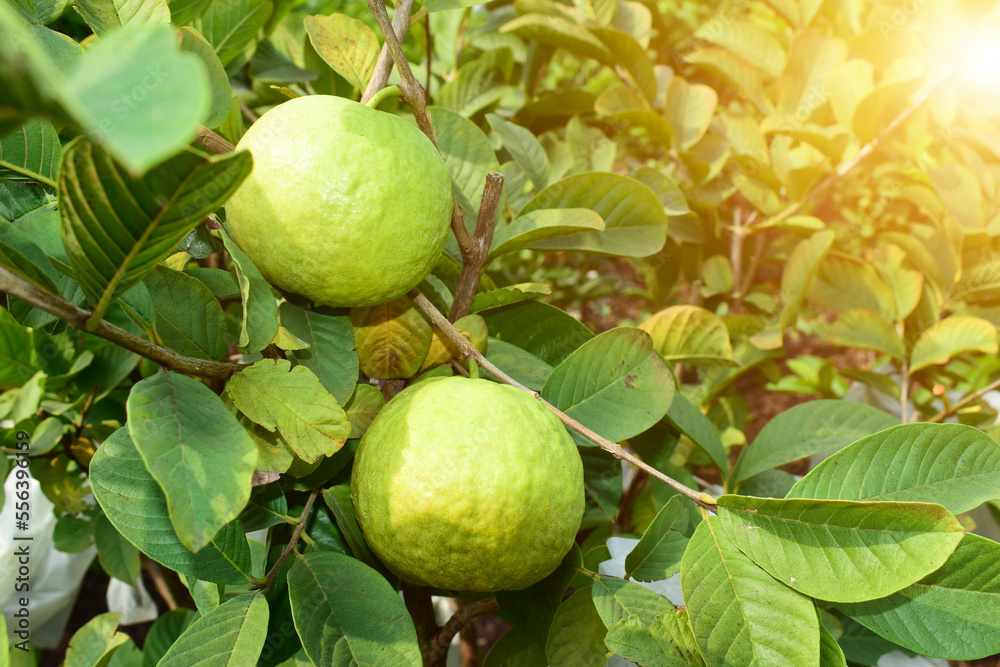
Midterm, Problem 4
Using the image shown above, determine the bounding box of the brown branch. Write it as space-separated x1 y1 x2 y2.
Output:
427 597 499 667
361 0 416 104
927 375 1000 423
251 488 320 591
402 582 439 660
0 268 243 379
142 558 179 611
450 173 503 321
197 126 235 155
407 289 716 512
614 468 648 534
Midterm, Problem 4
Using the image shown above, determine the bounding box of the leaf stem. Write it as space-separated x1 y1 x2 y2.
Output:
0 160 57 188
407 288 717 512
0 268 243 379
450 172 503 321
366 85 404 109
251 488 320 592
426 597 500 667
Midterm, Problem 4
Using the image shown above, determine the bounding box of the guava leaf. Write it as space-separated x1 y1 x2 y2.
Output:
731 399 898 485
481 300 593 366
592 27 656 103
158 594 269 666
59 138 251 320
664 77 718 151
693 19 786 78
288 551 421 667
143 610 199 667
625 496 689 582
639 305 735 366
487 209 605 262
545 588 608 667
74 0 170 35
681 517 821 666
482 338 554 391
469 283 552 313
604 611 704 666
501 14 613 66
177 26 233 128
90 430 253 583
786 422 1000 514
126 371 257 552
779 230 834 329
226 359 350 463
819 622 846 667
663 389 728 479
828 309 905 359
591 576 675 629
343 384 384 439
909 316 999 371
146 266 228 361
542 327 674 445
420 313 487 372
428 106 501 221
217 228 279 355
305 13 379 91
0 220 61 294
193 0 273 66
0 118 60 183
486 114 550 191
715 495 964 603
64 612 129 667
351 296 432 380
94 513 141 586
835 533 1000 660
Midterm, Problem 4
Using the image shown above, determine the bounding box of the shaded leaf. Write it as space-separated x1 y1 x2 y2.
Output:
639 305 734 366
146 266 228 361
625 495 689 582
64 612 128 667
488 208 605 262
0 118 60 183
604 611 704 666
95 512 141 585
194 0 273 66
481 300 593 366
305 13 379 91
828 309 905 359
909 316 998 371
487 113 550 191
779 230 834 329
159 594 268 666
218 228 279 354
351 296 432 380
545 588 608 667
470 283 552 313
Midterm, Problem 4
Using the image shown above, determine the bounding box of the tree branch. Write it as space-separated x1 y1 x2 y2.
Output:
361 0 416 104
402 582 439 660
427 597 499 667
408 289 716 512
927 375 1000 423
197 126 236 154
0 268 243 379
450 172 503 321
251 488 320 592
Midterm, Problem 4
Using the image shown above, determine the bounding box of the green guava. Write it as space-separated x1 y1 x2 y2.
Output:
351 376 585 592
224 95 452 307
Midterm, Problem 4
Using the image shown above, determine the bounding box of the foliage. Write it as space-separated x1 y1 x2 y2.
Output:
2 0 1000 664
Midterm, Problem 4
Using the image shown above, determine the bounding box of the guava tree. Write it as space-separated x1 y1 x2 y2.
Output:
2 0 1000 664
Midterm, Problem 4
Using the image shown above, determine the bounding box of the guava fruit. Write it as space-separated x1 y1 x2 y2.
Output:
351 376 585 592
224 95 452 307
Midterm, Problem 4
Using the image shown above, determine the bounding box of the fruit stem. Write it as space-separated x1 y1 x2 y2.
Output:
250 487 321 592
468 358 480 380
366 85 404 109
408 288 718 513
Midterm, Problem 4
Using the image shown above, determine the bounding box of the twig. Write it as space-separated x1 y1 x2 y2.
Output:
239 99 259 123
450 173 503 321
251 488 320 591
730 207 743 300
402 582 439 660
408 289 716 512
425 14 433 96
142 559 179 611
614 468 647 534
927 375 1000 423
361 0 416 104
427 597 499 667
0 268 243 379
197 126 236 154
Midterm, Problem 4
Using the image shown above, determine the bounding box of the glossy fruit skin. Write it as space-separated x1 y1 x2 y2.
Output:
225 95 452 307
351 376 585 592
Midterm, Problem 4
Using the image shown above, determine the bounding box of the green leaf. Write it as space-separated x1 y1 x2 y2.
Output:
787 422 1000 514
217 228 279 355
59 139 251 319
819 622 847 667
837 617 902 665
731 399 898 485
0 118 60 183
95 513 141 585
693 20 786 78
591 576 675 628
344 383 384 439
639 305 735 366
581 447 623 525
9 0 71 24
428 106 500 219
0 219 61 293
470 283 552 313
629 166 691 217
305 13 379 91
624 495 689 582
806 254 896 321
281 303 358 405
239 482 288 532
321 485 386 574
484 627 547 667
929 163 985 231
604 611 704 666
159 594 269 666
177 26 233 128
91 428 254 583
828 309 905 359
542 327 674 445
681 517 821 666
64 612 128 667
287 551 422 667
684 47 774 114
851 58 923 144
0 302 35 387
194 0 273 66
545 588 608 667
169 0 212 25
517 172 669 257
434 53 513 119
664 77 717 151
777 31 847 116
779 230 835 329
664 389 728 479
592 27 656 103
715 495 965 602
423 0 485 11
481 300 594 366
483 338 554 391
487 114 550 191
74 0 170 35
146 266 228 361
488 209 605 262
909 316 998 371
501 14 613 65
351 296 432 380
126 371 257 551
835 533 1000 660
143 609 199 667
66 24 211 173
226 359 350 463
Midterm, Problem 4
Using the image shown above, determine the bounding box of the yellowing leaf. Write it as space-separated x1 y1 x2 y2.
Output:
305 13 380 91
639 305 735 366
351 296 432 379
419 314 488 372
909 316 999 371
